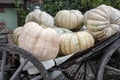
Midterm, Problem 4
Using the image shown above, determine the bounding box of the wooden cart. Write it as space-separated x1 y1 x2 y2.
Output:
0 30 120 80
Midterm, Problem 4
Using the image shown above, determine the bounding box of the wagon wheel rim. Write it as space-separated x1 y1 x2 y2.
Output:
0 44 52 80
96 39 120 80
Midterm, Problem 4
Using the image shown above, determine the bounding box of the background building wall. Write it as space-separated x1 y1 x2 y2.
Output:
0 8 17 31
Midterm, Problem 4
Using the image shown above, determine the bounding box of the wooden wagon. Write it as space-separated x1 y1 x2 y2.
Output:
0 29 120 80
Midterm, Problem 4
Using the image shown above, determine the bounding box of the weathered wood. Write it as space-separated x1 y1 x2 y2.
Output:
96 38 120 80
0 29 120 80
54 32 120 80
0 44 52 80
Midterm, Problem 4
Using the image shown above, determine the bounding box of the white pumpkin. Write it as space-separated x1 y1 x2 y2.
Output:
13 27 23 37
18 22 60 61
83 5 120 41
60 31 94 55
53 27 73 35
55 10 83 29
25 6 54 28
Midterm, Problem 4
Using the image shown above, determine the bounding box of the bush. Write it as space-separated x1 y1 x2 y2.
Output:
43 0 120 16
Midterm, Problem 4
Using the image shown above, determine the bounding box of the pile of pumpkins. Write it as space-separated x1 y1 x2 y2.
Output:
13 5 120 61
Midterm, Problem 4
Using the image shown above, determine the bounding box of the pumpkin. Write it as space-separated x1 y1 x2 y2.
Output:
83 5 120 41
81 25 87 31
13 27 23 37
25 6 54 28
13 27 23 45
18 22 60 61
55 10 83 29
60 31 94 55
53 27 73 35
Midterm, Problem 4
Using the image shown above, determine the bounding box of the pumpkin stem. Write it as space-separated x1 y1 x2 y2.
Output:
35 6 41 11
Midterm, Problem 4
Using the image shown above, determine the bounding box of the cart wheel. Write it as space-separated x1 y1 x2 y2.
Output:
96 39 120 80
0 44 52 80
60 60 98 80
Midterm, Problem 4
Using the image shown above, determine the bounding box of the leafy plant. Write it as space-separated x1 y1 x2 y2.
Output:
43 0 120 16
13 0 28 25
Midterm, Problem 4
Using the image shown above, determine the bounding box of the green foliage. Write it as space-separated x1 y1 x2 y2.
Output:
15 6 28 24
13 0 28 25
101 0 120 9
14 0 20 7
43 0 120 16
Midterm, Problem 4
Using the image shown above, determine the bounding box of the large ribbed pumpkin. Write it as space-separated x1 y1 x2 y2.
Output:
60 31 94 55
18 22 60 61
25 6 54 27
83 5 120 41
55 10 83 29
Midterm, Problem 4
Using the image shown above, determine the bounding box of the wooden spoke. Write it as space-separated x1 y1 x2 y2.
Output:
83 62 87 80
31 75 42 80
88 61 96 75
10 59 29 80
0 51 7 80
106 65 120 75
